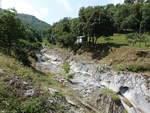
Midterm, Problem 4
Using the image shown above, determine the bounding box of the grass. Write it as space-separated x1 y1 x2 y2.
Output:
75 34 150 74
101 45 150 74
97 34 150 49
100 88 115 94
62 62 70 73
0 53 69 113
97 34 128 45
111 95 120 103
0 52 94 113
100 88 120 103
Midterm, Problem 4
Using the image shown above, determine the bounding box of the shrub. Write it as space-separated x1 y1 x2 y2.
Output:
100 88 115 94
111 95 120 103
115 64 147 73
100 88 120 103
67 74 74 79
126 65 142 72
62 62 70 73
115 64 126 71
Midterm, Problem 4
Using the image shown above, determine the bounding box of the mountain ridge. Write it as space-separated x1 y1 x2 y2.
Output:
17 13 50 32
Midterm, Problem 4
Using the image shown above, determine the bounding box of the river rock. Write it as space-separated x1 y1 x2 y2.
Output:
48 88 59 95
24 89 34 97
37 48 150 113
0 69 5 74
89 92 126 113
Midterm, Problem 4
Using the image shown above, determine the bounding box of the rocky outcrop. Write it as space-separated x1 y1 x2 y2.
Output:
89 92 126 113
36 48 150 113
4 75 34 97
69 61 150 113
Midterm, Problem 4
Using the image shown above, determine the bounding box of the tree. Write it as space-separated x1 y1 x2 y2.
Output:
124 0 135 4
114 4 131 32
146 0 150 3
124 0 144 4
0 9 25 54
79 6 114 44
50 17 77 47
0 9 41 65
141 3 150 32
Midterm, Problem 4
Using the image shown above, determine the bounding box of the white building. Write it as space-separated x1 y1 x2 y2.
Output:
76 36 85 44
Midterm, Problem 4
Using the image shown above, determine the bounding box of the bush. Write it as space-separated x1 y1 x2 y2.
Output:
62 62 70 73
115 64 147 73
111 95 120 103
67 74 74 79
21 99 44 113
126 65 142 72
100 88 117 94
115 64 126 71
56 32 77 47
100 88 120 103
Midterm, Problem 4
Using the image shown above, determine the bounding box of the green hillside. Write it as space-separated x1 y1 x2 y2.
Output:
0 9 50 32
17 13 50 32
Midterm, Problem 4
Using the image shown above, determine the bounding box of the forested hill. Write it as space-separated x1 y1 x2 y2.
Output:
17 14 50 32
0 9 50 32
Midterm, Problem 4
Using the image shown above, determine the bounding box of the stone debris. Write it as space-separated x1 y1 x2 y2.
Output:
0 69 5 74
66 96 76 106
36 48 150 113
90 92 125 113
48 88 59 95
24 89 34 97
4 75 34 97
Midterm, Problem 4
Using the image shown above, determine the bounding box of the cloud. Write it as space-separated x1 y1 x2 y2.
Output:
56 0 73 12
2 0 33 14
2 0 49 21
111 0 124 4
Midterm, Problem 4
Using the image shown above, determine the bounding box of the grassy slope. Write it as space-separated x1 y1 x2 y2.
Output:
97 34 150 49
0 53 94 113
100 34 150 74
78 34 150 74
99 34 150 74
0 53 64 113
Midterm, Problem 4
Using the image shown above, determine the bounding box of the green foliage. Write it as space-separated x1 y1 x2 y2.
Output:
126 33 150 47
48 3 150 48
62 62 70 73
115 64 126 71
0 9 42 65
100 88 120 103
67 74 74 79
79 6 114 44
20 96 53 113
0 53 72 113
111 95 120 103
17 13 50 32
50 17 78 47
126 65 143 72
58 32 76 47
115 63 149 73
101 88 115 94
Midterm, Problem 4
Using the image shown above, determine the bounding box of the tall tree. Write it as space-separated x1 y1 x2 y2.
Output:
124 0 135 4
79 6 114 44
0 9 41 64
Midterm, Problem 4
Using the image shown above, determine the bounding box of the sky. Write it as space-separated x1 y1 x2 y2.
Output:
1 0 124 25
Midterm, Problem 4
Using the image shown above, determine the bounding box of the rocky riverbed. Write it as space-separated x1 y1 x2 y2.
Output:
36 48 150 113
